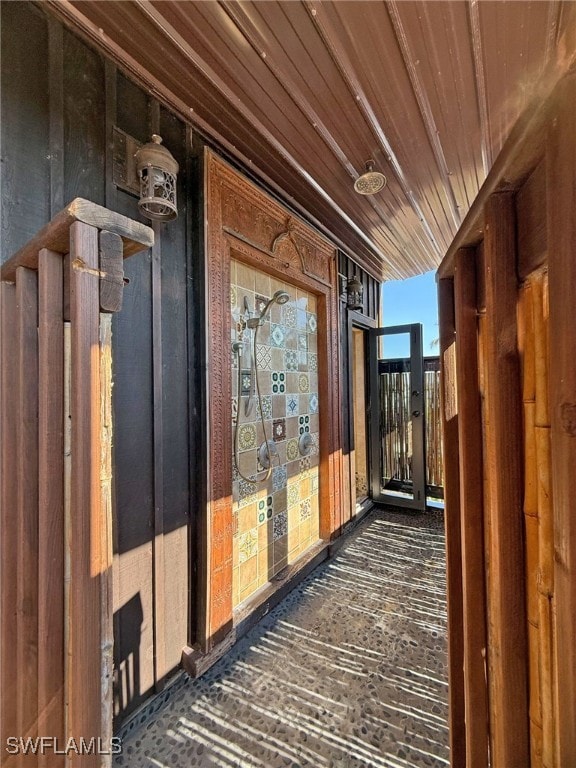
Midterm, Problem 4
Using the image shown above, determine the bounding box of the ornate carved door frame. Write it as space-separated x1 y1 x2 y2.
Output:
199 149 343 649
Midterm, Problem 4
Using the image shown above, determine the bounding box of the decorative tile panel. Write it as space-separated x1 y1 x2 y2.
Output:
231 259 321 607
241 370 252 395
286 438 299 461
238 424 256 451
282 304 297 328
272 465 287 492
285 349 298 371
286 395 299 416
300 498 311 521
272 371 286 394
271 324 285 347
256 345 272 370
273 510 288 541
255 395 272 420
287 483 300 507
272 418 286 441
238 528 258 563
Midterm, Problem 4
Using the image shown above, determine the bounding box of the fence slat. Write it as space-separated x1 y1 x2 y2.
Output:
37 250 65 767
1 282 19 762
15 267 40 761
438 276 466 768
454 249 489 767
482 193 529 766
69 222 102 767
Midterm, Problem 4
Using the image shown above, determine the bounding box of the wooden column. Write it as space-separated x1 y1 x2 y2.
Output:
68 222 103 766
37 250 65 767
482 193 529 766
16 267 40 750
438 277 466 768
453 248 489 767
1 283 18 762
547 73 576 765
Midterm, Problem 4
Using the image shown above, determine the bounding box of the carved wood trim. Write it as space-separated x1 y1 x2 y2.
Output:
203 149 343 645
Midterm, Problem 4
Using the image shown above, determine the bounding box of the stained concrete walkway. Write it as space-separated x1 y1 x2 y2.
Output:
116 508 449 768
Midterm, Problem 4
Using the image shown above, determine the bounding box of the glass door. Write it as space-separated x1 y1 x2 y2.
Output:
369 324 426 510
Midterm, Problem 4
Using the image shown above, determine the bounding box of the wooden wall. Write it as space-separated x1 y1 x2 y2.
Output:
1 2 196 726
438 73 576 767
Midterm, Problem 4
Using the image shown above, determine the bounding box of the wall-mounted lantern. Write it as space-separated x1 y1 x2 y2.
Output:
134 134 179 221
346 274 364 311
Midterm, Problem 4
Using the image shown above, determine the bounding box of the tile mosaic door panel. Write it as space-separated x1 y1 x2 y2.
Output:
231 259 320 606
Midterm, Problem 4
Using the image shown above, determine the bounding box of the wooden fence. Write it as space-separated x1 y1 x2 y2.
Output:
0 201 151 766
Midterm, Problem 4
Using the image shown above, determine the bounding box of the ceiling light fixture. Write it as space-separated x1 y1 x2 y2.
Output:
354 160 386 195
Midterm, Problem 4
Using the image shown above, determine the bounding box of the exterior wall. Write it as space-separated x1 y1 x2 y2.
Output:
0 0 376 733
1 2 195 727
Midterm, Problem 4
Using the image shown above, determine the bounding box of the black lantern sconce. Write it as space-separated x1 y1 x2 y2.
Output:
346 274 364 311
134 134 179 221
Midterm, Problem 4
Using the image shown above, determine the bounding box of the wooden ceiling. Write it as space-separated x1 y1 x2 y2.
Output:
50 1 576 279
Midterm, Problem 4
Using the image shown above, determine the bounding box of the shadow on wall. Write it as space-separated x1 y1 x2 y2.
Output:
113 593 143 728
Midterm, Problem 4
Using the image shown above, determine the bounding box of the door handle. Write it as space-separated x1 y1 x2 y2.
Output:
412 410 421 417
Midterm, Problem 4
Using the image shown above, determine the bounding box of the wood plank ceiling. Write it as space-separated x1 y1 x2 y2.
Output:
50 1 575 279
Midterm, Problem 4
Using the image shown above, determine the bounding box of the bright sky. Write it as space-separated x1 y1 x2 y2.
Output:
381 269 439 359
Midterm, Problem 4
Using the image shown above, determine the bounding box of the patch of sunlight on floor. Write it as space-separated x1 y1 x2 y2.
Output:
115 507 449 768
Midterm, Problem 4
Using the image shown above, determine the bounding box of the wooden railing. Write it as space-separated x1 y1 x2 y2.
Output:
0 201 152 766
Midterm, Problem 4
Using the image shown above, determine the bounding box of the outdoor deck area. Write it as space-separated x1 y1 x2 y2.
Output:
115 509 448 768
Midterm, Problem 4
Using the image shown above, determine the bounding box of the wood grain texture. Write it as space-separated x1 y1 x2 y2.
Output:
99 314 115 761
482 192 529 767
437 276 465 768
1 198 153 281
453 248 489 768
1 282 18 764
99 230 125 313
547 73 576 766
516 162 547 281
37 250 65 768
68 222 102 766
16 268 40 753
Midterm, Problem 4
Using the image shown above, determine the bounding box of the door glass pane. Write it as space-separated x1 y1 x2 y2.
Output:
379 335 413 498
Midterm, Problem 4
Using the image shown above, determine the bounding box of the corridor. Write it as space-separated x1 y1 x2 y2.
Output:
115 509 449 768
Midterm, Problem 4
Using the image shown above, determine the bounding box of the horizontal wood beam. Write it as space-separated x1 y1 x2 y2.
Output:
1 198 153 282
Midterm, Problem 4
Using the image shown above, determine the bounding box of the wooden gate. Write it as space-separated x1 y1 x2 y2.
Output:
0 200 151 766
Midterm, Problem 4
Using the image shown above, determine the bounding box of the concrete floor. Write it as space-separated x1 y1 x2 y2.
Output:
115 508 449 768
